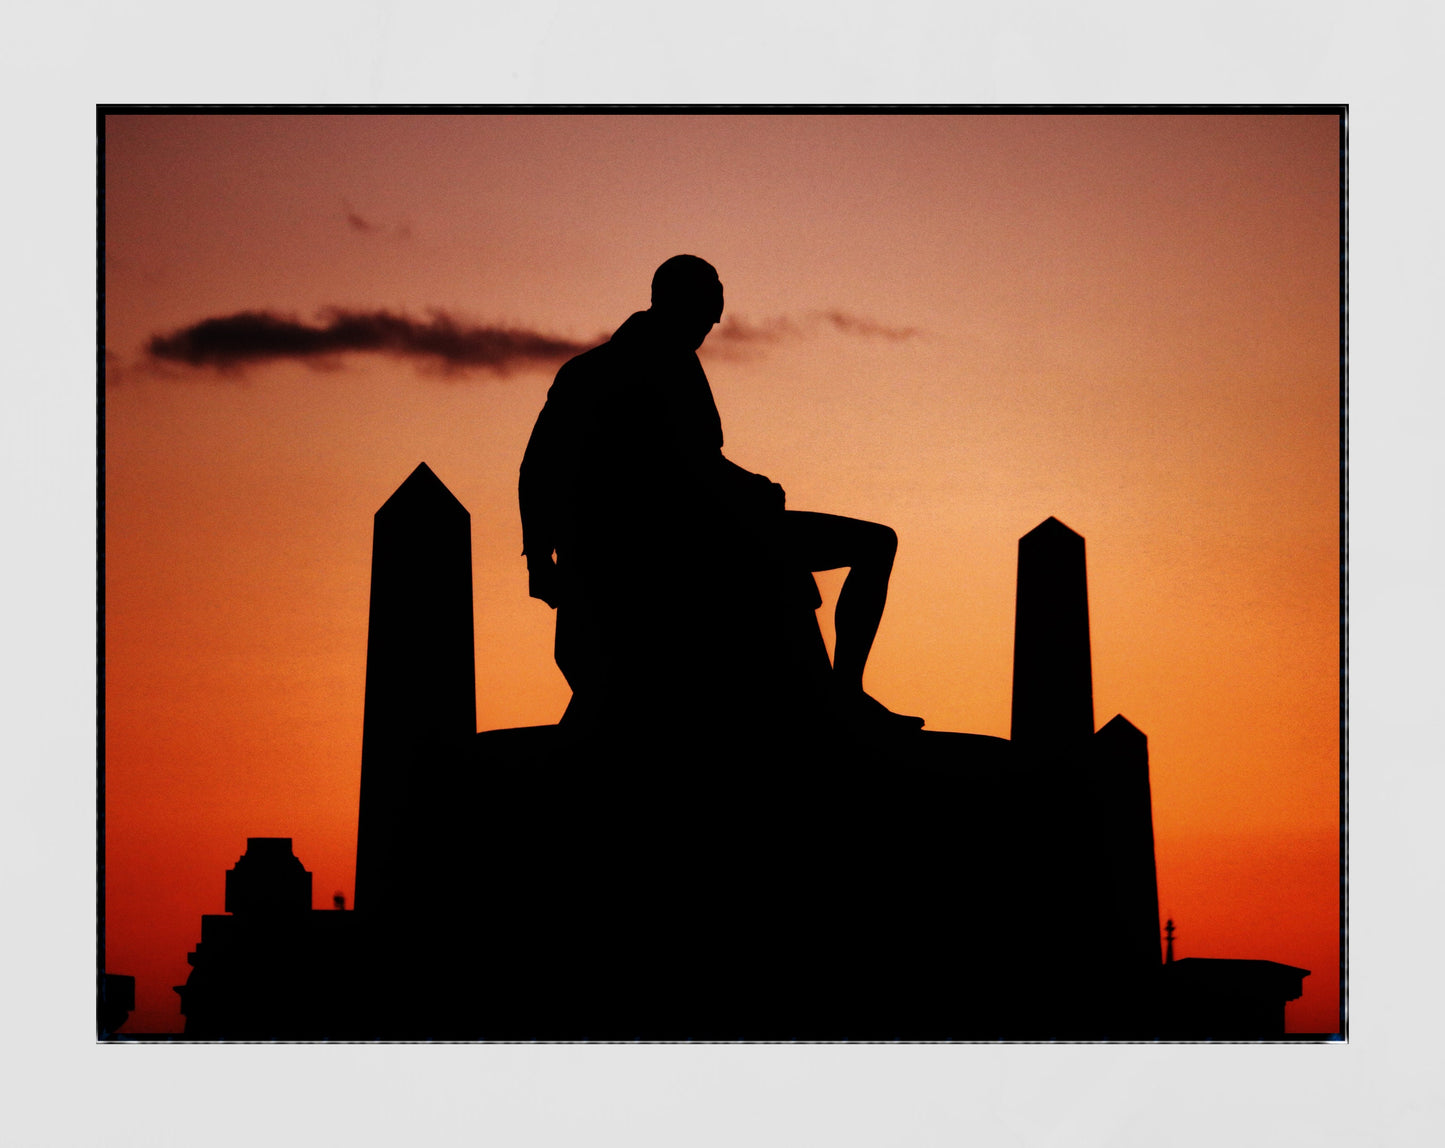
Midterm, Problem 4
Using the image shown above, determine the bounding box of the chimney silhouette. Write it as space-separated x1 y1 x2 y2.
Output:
1010 517 1095 753
354 463 476 914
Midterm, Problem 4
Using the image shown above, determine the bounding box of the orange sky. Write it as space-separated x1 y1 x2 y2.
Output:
103 112 1341 1034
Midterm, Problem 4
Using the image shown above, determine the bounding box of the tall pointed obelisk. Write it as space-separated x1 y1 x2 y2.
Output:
1010 516 1095 753
1092 714 1163 972
1007 515 1162 1012
354 463 476 914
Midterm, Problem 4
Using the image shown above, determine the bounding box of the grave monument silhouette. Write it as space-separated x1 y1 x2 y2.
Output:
166 464 1311 1039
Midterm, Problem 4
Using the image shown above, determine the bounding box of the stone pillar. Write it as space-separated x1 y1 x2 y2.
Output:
1091 715 1163 972
1010 516 1095 753
354 463 476 914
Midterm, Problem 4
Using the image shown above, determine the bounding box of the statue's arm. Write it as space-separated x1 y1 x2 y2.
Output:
519 381 568 608
715 454 786 516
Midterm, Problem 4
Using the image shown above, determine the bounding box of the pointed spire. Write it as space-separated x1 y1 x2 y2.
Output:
377 461 469 520
1165 918 1175 964
1010 516 1094 752
355 463 477 914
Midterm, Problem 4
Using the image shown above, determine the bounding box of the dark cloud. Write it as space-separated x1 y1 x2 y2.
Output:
147 309 591 375
143 306 922 379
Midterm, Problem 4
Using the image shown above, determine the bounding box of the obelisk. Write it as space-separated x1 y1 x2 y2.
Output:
1010 516 1095 753
354 463 476 914
1092 714 1163 972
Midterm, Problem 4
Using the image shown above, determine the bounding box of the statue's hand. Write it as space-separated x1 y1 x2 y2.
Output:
528 555 561 609
750 472 785 513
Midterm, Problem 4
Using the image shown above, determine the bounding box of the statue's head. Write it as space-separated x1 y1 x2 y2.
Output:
650 254 724 350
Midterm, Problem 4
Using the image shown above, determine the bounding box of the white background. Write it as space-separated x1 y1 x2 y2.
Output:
3 2 1437 1144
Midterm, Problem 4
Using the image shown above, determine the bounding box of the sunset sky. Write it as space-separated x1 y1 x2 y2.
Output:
103 112 1341 1034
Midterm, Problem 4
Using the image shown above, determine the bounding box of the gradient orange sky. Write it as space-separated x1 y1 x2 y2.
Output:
103 112 1340 1034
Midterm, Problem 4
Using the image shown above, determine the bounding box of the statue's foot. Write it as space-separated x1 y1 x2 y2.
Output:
834 689 925 734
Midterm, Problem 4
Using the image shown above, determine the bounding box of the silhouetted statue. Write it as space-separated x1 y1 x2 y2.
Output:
520 254 922 736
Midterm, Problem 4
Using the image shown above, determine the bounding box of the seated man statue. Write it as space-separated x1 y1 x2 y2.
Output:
519 254 922 735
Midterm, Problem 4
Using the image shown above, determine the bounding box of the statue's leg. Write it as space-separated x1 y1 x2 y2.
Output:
783 511 923 731
783 510 897 692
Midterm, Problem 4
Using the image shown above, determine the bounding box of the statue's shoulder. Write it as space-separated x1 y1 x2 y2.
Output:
563 338 617 375
545 339 612 401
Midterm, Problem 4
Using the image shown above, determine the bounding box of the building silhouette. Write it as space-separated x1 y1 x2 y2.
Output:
173 838 359 1040
99 973 135 1036
165 464 1310 1040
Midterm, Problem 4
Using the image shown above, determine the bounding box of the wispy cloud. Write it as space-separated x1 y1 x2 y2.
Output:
345 209 378 234
710 310 921 352
343 202 413 240
146 310 591 375
712 315 804 344
141 306 923 379
818 310 919 341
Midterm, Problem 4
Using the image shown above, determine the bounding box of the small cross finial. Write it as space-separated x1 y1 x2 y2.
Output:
1164 918 1175 964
